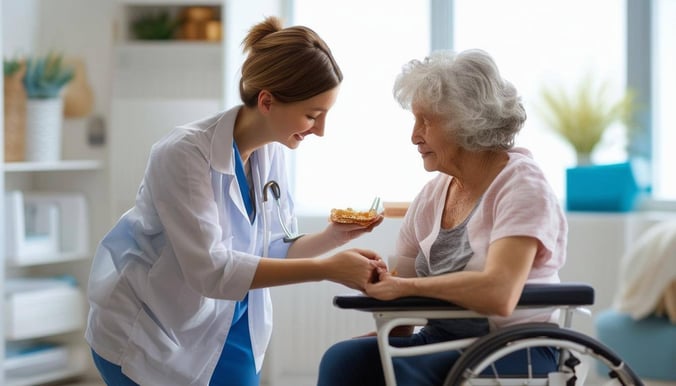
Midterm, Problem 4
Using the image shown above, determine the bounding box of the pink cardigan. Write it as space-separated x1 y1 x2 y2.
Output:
395 148 568 328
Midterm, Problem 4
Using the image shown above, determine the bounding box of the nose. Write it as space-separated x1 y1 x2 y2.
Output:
411 121 423 145
312 116 326 137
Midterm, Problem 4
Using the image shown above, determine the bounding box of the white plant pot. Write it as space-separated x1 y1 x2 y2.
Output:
25 98 63 162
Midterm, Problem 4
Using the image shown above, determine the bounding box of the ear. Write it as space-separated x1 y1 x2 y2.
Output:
257 90 274 114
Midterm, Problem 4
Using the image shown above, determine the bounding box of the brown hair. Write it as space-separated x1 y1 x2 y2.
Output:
239 16 343 107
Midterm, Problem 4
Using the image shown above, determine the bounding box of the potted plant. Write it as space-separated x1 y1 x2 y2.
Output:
132 11 179 40
22 52 74 162
538 76 635 165
4 57 27 161
538 77 641 212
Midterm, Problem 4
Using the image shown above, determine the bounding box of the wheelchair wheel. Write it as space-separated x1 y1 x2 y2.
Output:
443 322 644 386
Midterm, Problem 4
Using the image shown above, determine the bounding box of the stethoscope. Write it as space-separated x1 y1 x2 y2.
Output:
262 180 304 245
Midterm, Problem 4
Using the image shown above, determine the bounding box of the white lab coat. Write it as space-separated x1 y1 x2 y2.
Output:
85 106 297 385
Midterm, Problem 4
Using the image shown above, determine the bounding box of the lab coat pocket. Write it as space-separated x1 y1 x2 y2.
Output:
128 305 179 356
123 307 198 383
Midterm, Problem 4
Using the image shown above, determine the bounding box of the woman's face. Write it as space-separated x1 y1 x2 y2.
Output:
269 86 339 149
410 103 461 173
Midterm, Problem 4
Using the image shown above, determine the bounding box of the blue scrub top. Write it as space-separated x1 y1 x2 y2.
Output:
210 295 258 386
209 142 258 386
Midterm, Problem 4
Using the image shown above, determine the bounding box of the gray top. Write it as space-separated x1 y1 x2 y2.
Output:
415 202 487 338
415 203 478 277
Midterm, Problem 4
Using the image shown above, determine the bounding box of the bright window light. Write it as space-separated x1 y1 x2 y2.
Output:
292 0 634 214
291 0 432 215
454 0 627 198
652 0 676 199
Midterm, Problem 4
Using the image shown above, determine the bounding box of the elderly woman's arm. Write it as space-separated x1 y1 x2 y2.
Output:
366 235 538 317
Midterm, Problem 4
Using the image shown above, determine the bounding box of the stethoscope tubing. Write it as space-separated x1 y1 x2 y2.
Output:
263 180 304 243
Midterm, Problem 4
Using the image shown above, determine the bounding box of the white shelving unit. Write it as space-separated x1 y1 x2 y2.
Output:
2 160 104 386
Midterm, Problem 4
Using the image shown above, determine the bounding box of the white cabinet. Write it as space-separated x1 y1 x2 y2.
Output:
1 161 104 386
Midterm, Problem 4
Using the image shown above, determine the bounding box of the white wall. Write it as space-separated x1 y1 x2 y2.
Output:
1 0 39 57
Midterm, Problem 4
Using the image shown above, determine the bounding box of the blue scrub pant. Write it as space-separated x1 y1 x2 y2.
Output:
91 350 138 386
92 295 260 386
91 306 258 386
91 334 258 386
317 321 558 386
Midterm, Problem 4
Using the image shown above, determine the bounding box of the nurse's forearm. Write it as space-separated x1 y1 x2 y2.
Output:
250 257 326 288
285 229 341 258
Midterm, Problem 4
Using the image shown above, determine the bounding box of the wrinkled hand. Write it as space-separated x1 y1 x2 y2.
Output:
325 248 386 291
326 215 385 246
364 268 407 300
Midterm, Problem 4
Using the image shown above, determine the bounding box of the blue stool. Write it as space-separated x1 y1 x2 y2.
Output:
596 309 676 381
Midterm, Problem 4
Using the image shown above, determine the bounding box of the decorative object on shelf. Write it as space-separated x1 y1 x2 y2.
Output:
23 52 74 162
538 76 635 166
5 341 71 379
539 76 643 212
63 57 94 118
131 10 179 40
4 276 84 340
179 6 221 41
566 162 641 212
3 57 27 162
4 190 89 266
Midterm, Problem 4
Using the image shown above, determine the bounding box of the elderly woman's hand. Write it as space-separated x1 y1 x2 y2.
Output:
364 268 408 300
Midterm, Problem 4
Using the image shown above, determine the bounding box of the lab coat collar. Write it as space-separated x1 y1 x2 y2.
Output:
209 105 242 175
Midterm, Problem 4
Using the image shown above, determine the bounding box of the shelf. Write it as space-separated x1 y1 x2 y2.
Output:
117 40 221 48
5 344 88 386
5 278 84 340
6 252 91 267
3 160 104 172
118 0 221 5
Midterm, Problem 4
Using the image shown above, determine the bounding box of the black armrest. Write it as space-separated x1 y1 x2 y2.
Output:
333 283 594 312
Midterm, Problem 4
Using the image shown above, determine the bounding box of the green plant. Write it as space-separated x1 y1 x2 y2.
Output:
23 52 74 99
538 76 635 164
132 11 179 40
3 57 22 77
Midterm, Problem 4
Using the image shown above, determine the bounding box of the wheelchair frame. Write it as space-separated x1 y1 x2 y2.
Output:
333 283 644 386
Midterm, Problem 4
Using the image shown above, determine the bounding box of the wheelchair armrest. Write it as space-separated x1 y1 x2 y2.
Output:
333 283 595 312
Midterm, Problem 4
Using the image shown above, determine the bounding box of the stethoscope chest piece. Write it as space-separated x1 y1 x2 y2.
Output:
263 180 304 243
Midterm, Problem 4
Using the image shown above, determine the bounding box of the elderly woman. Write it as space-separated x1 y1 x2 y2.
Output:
317 49 567 386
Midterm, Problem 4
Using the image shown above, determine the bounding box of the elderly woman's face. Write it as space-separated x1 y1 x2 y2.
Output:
410 103 460 173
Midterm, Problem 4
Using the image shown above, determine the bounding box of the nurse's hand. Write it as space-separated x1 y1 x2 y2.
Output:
325 214 385 245
285 215 384 258
324 248 386 291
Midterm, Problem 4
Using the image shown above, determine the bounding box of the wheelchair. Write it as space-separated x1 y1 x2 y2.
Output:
334 283 644 386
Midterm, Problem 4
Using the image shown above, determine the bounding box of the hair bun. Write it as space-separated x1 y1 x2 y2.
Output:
242 16 283 53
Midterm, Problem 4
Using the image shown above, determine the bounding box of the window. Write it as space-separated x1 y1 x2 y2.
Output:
653 0 676 199
290 0 431 214
453 0 627 198
292 1 674 212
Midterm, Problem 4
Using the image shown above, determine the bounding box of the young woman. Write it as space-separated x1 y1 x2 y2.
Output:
86 16 384 386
